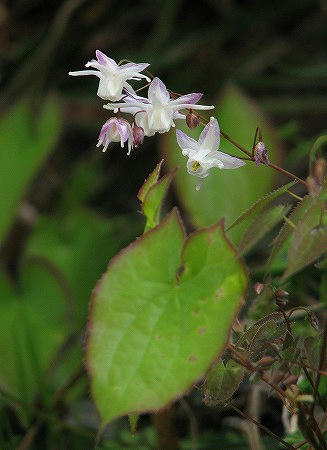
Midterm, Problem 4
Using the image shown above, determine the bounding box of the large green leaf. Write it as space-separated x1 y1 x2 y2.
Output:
163 84 282 241
0 97 61 244
87 209 247 425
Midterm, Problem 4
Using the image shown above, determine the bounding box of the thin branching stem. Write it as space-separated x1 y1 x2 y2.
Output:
229 403 296 449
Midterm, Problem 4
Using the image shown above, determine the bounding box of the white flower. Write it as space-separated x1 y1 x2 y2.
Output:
69 50 150 101
97 117 133 155
176 117 245 185
103 77 214 136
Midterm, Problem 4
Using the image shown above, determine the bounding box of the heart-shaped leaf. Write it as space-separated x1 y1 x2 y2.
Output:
87 209 247 426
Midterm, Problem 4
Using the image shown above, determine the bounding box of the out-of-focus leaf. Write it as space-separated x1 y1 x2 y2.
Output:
163 83 282 242
137 160 163 203
238 204 290 256
282 195 327 280
227 181 295 231
0 265 68 404
203 359 244 405
25 209 140 325
0 97 61 244
87 210 247 426
143 170 176 231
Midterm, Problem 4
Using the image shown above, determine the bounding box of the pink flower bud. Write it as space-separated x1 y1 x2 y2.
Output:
254 141 269 166
133 126 144 147
254 282 264 295
186 111 200 129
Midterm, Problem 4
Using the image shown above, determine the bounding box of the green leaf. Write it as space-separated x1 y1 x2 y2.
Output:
227 181 295 231
87 209 247 425
0 265 68 404
163 84 282 242
137 160 164 203
282 196 327 280
203 359 244 405
128 414 139 435
267 195 315 269
0 97 61 244
238 204 290 256
143 170 176 231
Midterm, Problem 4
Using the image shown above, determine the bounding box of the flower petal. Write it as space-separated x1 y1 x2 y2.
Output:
95 50 116 66
214 151 246 169
68 70 101 78
120 62 150 74
176 130 199 155
170 92 203 105
198 117 220 151
148 77 170 104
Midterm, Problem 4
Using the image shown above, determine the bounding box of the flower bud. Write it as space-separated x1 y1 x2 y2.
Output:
254 141 269 166
133 126 144 147
186 111 200 129
275 289 289 298
275 297 288 308
275 288 289 308
306 175 321 196
255 356 276 368
313 157 326 183
282 374 299 388
254 282 264 295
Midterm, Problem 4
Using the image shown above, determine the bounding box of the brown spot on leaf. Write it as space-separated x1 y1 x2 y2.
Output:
198 326 207 335
156 335 161 340
192 309 200 317
215 287 225 301
188 355 197 363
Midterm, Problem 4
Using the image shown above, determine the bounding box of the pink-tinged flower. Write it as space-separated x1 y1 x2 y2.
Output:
69 50 150 101
103 77 214 136
176 117 245 186
97 117 133 155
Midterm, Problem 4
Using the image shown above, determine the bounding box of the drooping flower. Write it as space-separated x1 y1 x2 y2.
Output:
176 117 245 187
69 50 150 101
103 77 214 136
97 117 133 155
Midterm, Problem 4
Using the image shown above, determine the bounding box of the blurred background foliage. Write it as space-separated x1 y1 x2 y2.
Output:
0 0 327 448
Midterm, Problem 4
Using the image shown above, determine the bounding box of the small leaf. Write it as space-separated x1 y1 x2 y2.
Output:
128 414 139 434
238 204 290 255
143 170 176 231
87 209 247 426
203 359 244 405
137 160 164 203
228 181 295 231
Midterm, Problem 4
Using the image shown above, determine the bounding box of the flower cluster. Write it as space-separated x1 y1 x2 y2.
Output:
69 50 246 185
